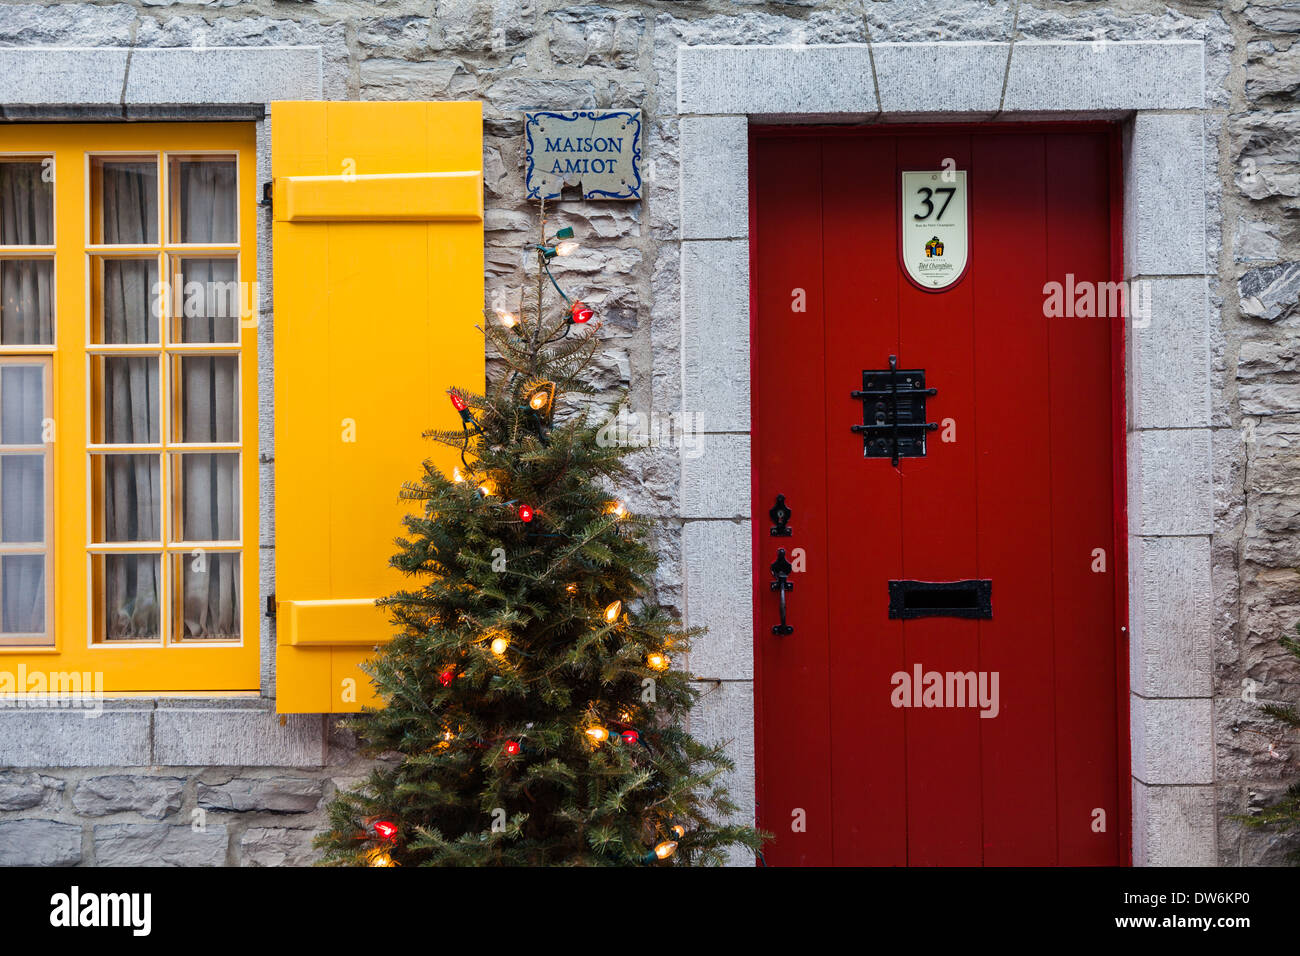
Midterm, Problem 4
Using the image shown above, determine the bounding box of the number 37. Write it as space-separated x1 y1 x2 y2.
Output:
913 186 955 221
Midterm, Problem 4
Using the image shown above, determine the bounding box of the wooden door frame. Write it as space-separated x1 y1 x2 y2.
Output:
677 41 1216 866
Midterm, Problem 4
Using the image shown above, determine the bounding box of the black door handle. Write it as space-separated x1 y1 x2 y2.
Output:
770 547 794 635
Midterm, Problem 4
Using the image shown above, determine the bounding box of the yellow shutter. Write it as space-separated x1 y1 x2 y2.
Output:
271 102 484 713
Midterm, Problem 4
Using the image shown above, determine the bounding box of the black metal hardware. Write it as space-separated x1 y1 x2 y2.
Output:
265 593 277 618
888 579 992 620
851 355 938 465
259 181 273 210
770 548 794 635
769 494 792 537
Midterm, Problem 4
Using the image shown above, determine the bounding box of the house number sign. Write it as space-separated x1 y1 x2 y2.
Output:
900 169 969 291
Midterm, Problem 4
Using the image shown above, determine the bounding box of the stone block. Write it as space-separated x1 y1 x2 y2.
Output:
72 775 185 820
1127 429 1214 537
0 772 64 812
680 433 749 520
872 42 1007 115
1132 780 1216 866
687 678 757 866
0 819 82 867
153 705 325 767
679 45 878 116
1004 41 1204 112
1128 278 1211 429
0 706 152 768
682 520 753 680
1128 536 1212 697
240 826 319 867
681 239 749 433
124 47 323 105
1131 695 1213 785
0 48 128 106
1124 113 1207 277
197 776 324 814
679 115 748 241
94 823 228 867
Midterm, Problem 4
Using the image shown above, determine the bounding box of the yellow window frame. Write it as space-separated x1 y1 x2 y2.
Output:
0 123 259 694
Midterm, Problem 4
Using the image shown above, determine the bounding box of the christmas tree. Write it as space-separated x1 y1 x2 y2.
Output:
316 206 765 866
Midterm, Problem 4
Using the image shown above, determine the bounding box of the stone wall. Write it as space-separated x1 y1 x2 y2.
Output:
0 0 1296 865
0 725 373 866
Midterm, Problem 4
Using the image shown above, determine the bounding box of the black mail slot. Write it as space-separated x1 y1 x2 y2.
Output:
888 580 992 620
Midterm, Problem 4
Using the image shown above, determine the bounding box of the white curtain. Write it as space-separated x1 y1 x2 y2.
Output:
0 162 53 634
176 160 239 640
98 160 240 640
1 366 45 634
101 162 162 638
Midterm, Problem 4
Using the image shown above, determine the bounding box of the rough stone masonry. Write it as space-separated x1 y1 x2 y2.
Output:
0 0 1296 866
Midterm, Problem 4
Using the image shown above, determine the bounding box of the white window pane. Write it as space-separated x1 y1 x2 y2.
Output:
95 552 160 641
94 454 161 543
94 257 160 344
169 157 236 244
1 455 43 543
175 355 238 443
0 260 54 345
0 364 44 444
174 551 239 641
173 452 239 542
1 554 44 634
0 160 53 246
94 356 160 445
94 159 158 245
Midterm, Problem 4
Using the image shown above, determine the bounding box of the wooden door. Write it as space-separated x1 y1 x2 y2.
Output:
752 127 1126 866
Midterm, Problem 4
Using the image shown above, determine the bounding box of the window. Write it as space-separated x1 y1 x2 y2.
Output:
0 125 258 693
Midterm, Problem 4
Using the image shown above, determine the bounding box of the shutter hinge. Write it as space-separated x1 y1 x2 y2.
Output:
266 593 277 618
259 181 273 212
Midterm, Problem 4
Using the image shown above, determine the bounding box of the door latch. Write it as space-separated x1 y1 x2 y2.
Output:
770 547 794 635
769 494 792 537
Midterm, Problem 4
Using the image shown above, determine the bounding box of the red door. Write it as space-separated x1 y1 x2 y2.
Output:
752 127 1127 866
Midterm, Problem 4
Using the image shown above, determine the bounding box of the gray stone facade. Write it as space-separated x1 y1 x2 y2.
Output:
0 0 1296 866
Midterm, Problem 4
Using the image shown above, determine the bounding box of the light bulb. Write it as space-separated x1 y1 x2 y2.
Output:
478 479 496 496
452 466 464 483
671 824 686 839
554 240 579 256
607 501 627 519
374 821 398 841
529 390 549 410
647 653 669 671
504 740 520 755
586 725 609 743
565 583 578 594
490 636 509 656
495 308 518 328
603 600 622 624
519 505 534 522
654 841 677 860
370 852 395 867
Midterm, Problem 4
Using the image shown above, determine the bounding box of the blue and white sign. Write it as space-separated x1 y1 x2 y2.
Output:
525 110 643 201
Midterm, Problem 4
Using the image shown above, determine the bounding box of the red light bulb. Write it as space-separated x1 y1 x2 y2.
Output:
374 821 398 841
504 740 520 755
519 505 534 522
448 392 467 412
621 730 639 745
571 301 593 324
439 670 454 687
